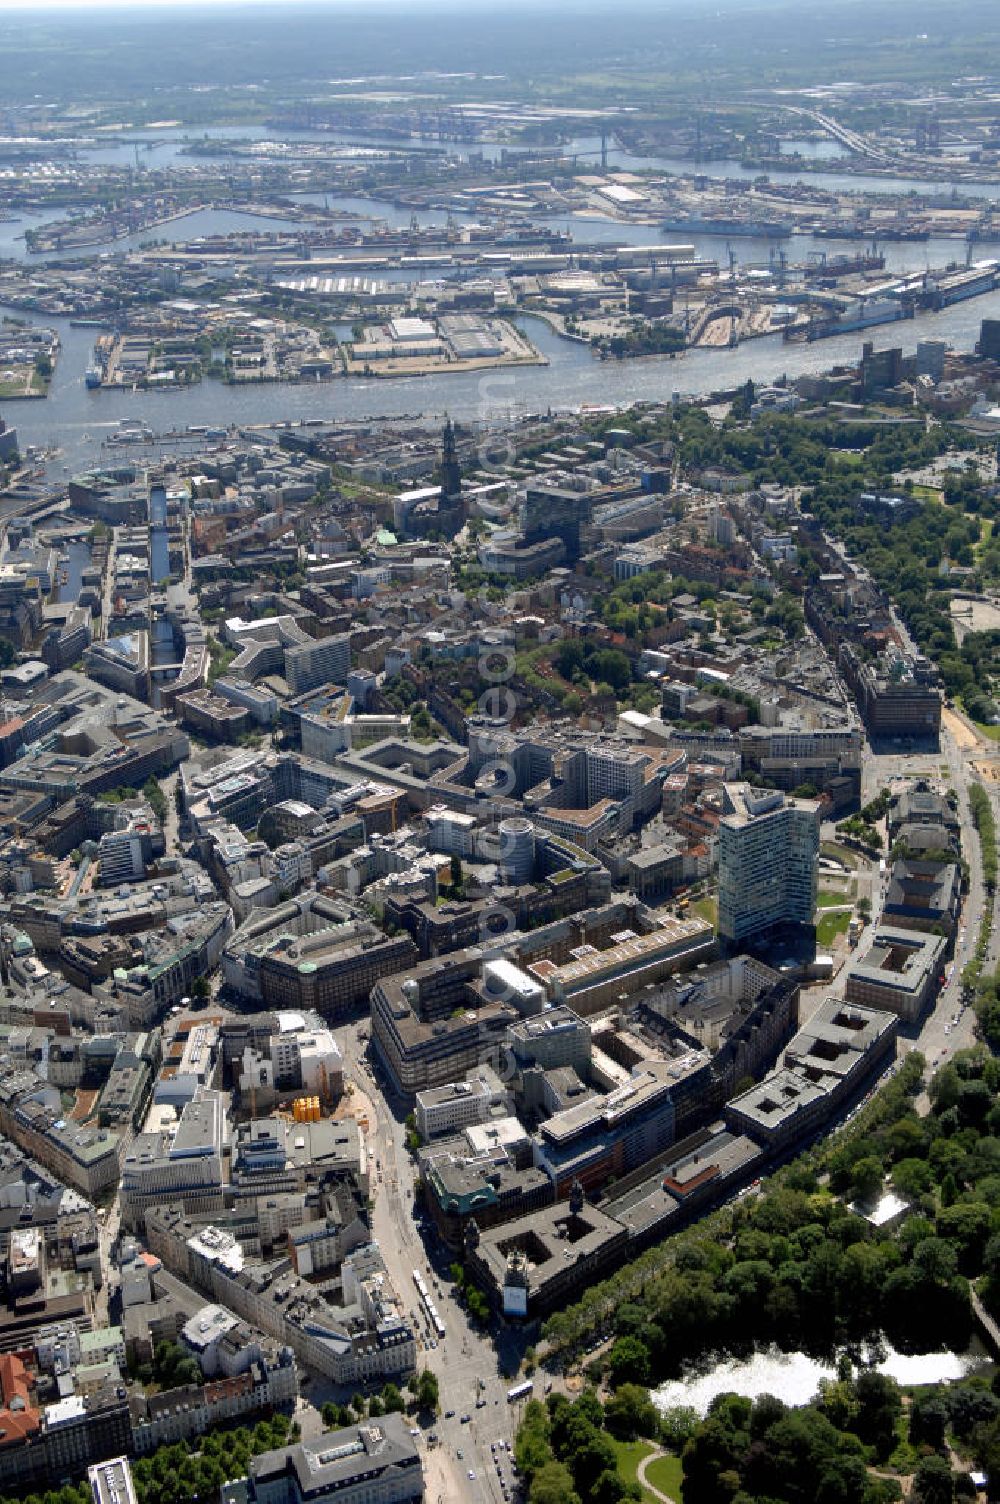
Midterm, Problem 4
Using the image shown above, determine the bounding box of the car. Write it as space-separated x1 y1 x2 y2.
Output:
461 1413 471 1423
445 1409 455 1418
468 1471 476 1481
457 1449 463 1460
491 1443 498 1454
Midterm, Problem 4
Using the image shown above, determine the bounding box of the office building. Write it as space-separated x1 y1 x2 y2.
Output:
43 1387 132 1481
120 1090 226 1231
465 1184 627 1320
414 1065 510 1141
88 1457 138 1504
221 1416 422 1504
527 915 715 1016
531 1055 707 1196
508 1007 592 1075
726 998 897 1148
883 859 961 938
257 928 416 1021
717 783 820 948
285 633 351 695
523 482 592 563
844 926 946 1023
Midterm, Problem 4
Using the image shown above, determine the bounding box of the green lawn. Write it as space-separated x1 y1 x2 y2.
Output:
611 1440 658 1503
816 890 852 908
646 1452 685 1502
974 722 1000 742
690 896 718 927
816 909 852 947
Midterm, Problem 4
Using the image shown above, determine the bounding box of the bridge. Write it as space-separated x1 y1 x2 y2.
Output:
784 104 895 166
971 1287 1000 1360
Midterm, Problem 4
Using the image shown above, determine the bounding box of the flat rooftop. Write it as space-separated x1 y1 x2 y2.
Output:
846 927 945 997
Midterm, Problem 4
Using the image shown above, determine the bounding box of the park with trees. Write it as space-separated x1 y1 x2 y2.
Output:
514 1038 1000 1503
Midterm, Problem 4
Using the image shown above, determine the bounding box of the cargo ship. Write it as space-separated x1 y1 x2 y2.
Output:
804 250 886 278
811 224 928 242
794 301 914 342
662 214 793 238
84 360 102 389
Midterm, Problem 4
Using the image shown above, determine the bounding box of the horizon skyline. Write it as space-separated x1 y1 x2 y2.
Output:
0 0 825 10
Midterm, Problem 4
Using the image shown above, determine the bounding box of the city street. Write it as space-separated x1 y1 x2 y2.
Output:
334 1022 525 1504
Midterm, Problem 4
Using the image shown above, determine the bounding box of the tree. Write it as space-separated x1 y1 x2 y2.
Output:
565 1424 618 1500
528 1460 581 1504
909 1392 949 1450
589 648 632 694
658 1405 701 1452
381 1383 405 1413
852 1372 902 1462
603 1384 659 1441
467 1285 490 1324
849 1156 884 1205
590 1469 630 1504
516 1399 554 1480
912 1454 956 1504
144 775 168 823
815 1456 871 1504
450 854 463 888
606 1336 651 1388
413 1369 439 1414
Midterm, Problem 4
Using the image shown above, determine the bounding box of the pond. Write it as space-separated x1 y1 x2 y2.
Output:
653 1342 988 1416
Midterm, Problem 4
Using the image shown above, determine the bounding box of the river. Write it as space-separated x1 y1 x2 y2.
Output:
149 483 169 583
65 123 1000 199
6 126 1000 473
4 183 989 283
8 277 1000 474
653 1342 988 1416
57 537 92 603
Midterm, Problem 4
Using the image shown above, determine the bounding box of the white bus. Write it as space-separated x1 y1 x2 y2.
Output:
507 1381 533 1403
